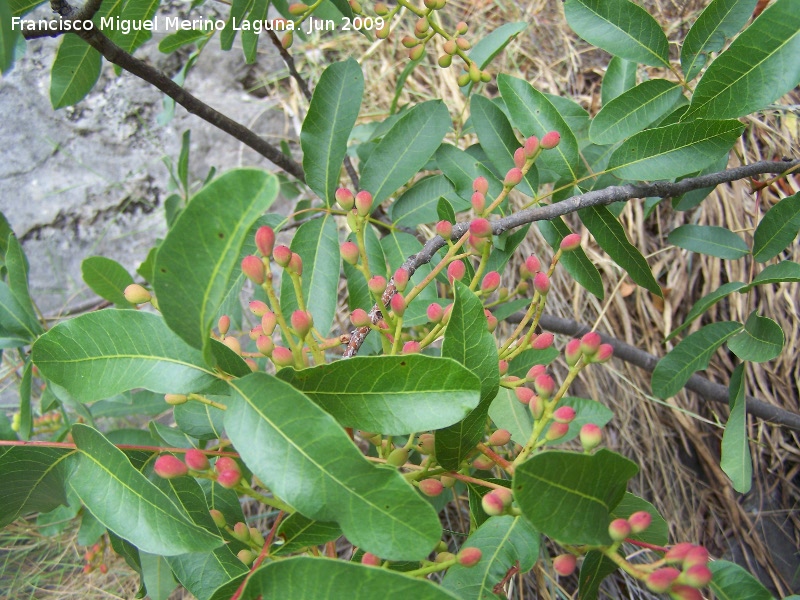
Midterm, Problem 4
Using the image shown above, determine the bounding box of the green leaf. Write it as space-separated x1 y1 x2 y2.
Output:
8 0 46 16
683 0 800 121
468 22 527 71
0 0 19 74
721 364 752 493
436 143 488 202
0 446 72 527
301 58 363 205
666 281 746 341
538 218 604 299
17 361 32 441
752 191 800 262
140 552 177 600
514 449 638 545
360 101 451 204
239 557 461 600
32 310 218 402
0 281 40 345
601 57 637 106
651 321 742 398
745 262 800 289
4 233 41 335
277 355 480 435
241 0 268 64
681 0 758 81
275 513 342 556
547 397 614 446
50 35 102 108
169 547 248 600
389 175 467 227
498 75 581 182
435 282 500 470
442 516 539 600
668 224 750 259
727 311 784 362
469 95 538 195
69 425 223 556
488 388 533 445
113 0 160 53
81 256 135 307
610 493 668 546
589 80 683 145
564 0 670 67
607 119 744 180
279 214 340 336
174 398 225 440
225 372 441 561
579 205 661 295
579 550 619 600
708 560 776 600
158 28 210 53
154 168 277 358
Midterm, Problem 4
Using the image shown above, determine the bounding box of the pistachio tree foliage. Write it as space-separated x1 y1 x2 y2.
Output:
1 0 799 598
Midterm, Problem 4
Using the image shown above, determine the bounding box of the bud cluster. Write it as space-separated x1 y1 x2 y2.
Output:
153 452 243 490
82 540 109 575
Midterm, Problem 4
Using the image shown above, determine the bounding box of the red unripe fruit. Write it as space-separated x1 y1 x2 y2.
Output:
481 491 507 516
580 332 602 357
402 35 419 49
288 2 308 15
241 256 265 284
470 218 492 238
553 553 577 576
233 522 251 542
255 226 275 257
515 386 534 405
553 405 576 424
436 551 456 563
288 252 302 275
669 585 704 600
351 308 370 327
154 455 188 479
222 336 242 355
427 303 444 323
185 449 210 471
165 393 188 405
368 275 387 295
273 245 292 267
271 346 294 367
355 191 373 217
210 509 226 528
281 31 293 49
541 131 561 149
472 455 495 471
580 423 602 451
608 518 631 542
390 293 406 317
335 187 355 210
532 332 554 350
443 39 457 55
250 527 265 546
530 395 545 419
504 167 523 187
545 421 569 441
99 564 108 574
440 475 456 488
245 359 258 372
471 192 486 214
456 21 468 33
565 338 582 366
124 283 151 304
341 241 359 265
665 543 695 564
217 469 242 489
498 359 509 375
680 564 712 588
533 271 550 295
628 510 652 534
519 255 540 279
361 552 381 566
456 37 471 51
215 456 241 474
683 546 709 568
414 17 429 36
290 310 313 339
646 567 681 593
218 315 230 336
250 301 269 317
442 304 453 324
488 429 511 446
526 364 546 381
251 325 264 341
418 479 444 497
436 220 453 239
375 1 389 14
534 374 556 398
261 312 277 335
402 341 421 354
447 261 466 284
256 335 274 356
513 147 526 169
417 433 435 454
523 136 539 158
560 232 581 252
238 549 255 565
469 233 489 253
473 176 489 195
457 547 482 567
393 268 410 292
591 344 614 363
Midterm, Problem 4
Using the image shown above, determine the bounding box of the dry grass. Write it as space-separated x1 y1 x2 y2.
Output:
7 0 799 598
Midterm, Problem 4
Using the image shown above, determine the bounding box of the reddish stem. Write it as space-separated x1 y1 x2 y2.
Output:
0 439 240 457
624 538 667 553
231 510 285 600
448 472 507 490
475 442 513 472
493 562 520 595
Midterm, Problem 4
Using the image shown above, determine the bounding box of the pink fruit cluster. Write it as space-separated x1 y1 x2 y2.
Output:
644 543 713 598
153 451 243 489
241 225 303 286
564 331 614 366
